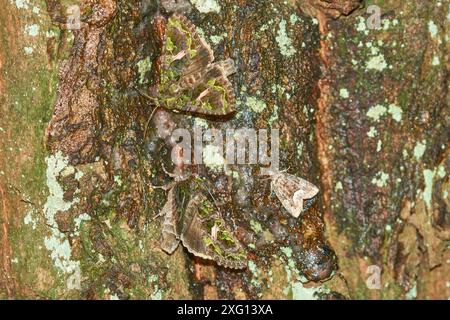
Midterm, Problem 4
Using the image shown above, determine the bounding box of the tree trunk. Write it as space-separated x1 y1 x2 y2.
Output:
0 0 448 299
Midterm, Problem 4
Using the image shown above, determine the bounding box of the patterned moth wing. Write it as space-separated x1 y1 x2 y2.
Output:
159 188 180 254
159 13 236 117
159 178 191 254
177 191 247 269
271 172 320 218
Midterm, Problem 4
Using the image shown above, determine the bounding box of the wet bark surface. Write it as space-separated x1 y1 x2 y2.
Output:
0 0 448 299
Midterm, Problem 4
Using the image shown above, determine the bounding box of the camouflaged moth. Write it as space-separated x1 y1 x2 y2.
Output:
144 13 237 118
269 171 319 218
159 177 247 269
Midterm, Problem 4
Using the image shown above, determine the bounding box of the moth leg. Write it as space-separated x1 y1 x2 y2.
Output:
150 180 176 191
143 105 160 139
161 163 178 178
170 50 187 62
195 88 210 102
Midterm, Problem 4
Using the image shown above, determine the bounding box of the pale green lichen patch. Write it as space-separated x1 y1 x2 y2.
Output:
366 54 388 71
437 166 446 178
248 260 262 288
23 209 37 230
376 140 382 152
291 282 319 300
367 127 377 138
367 104 402 123
371 171 389 188
11 0 31 9
194 117 209 129
367 104 387 122
413 140 427 160
73 213 91 236
280 246 293 259
387 104 403 122
25 24 39 37
268 104 279 127
190 0 221 14
296 141 303 158
137 57 152 84
290 14 300 24
339 88 350 99
275 19 296 58
432 56 440 66
423 169 435 209
43 152 82 289
428 20 439 38
335 181 343 191
44 152 77 225
406 282 417 300
209 33 227 45
246 96 267 113
24 46 33 55
250 220 263 234
356 16 369 34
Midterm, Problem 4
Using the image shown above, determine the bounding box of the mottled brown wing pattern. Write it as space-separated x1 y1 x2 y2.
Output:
159 188 180 254
183 62 236 116
271 172 319 218
158 178 246 269
179 192 247 269
158 14 236 116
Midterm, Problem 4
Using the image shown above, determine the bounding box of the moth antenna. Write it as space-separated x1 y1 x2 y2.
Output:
151 210 164 221
143 105 160 140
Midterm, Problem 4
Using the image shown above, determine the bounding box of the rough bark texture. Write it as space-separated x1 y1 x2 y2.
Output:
0 0 448 299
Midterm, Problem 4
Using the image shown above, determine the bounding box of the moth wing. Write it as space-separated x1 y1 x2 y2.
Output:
160 188 180 254
162 14 214 91
272 173 319 218
160 14 236 116
179 193 246 269
183 63 236 116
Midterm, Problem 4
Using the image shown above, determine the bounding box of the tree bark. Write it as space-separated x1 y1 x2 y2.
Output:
0 0 448 299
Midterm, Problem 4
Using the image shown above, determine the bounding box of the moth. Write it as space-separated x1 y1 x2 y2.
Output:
269 171 320 218
159 178 247 269
143 13 236 118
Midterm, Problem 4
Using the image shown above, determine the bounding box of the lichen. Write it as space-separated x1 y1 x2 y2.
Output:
291 282 319 300
275 19 296 58
423 169 435 209
367 104 387 122
190 0 221 14
12 0 30 10
387 104 403 122
246 96 267 113
367 127 377 138
428 20 438 38
43 152 81 288
371 171 389 188
339 88 349 99
366 54 388 71
137 57 152 84
413 140 427 160
25 24 39 37
250 220 263 234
